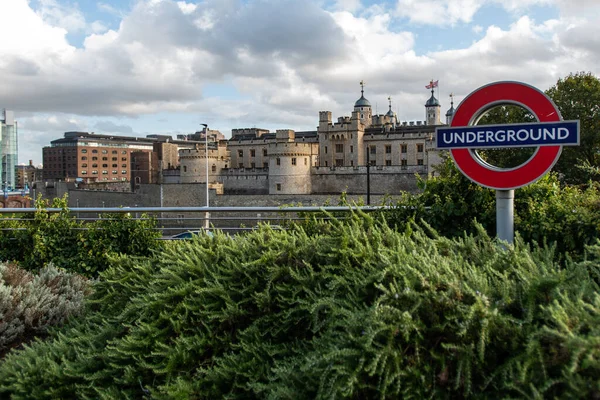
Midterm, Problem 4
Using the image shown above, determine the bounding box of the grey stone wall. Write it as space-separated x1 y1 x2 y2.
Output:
310 166 424 194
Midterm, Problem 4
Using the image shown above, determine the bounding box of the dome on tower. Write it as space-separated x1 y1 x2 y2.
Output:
386 108 395 117
355 95 371 108
445 104 455 117
425 92 440 107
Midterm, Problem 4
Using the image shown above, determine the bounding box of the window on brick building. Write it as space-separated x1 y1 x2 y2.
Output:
112 164 117 168
122 157 127 161
112 157 117 161
92 163 98 167
102 157 108 161
102 150 108 154
92 150 98 153
102 164 108 168
82 163 87 167
81 149 87 153
122 164 127 168
81 156 87 160
112 150 117 154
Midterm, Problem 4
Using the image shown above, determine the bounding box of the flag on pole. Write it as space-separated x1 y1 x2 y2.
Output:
425 80 439 89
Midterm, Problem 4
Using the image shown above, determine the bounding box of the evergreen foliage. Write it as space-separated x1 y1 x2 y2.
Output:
0 262 89 354
1 215 600 398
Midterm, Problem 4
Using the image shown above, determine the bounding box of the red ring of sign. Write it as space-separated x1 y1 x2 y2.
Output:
450 82 561 190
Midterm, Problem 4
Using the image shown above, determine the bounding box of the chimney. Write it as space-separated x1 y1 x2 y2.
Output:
29 160 33 166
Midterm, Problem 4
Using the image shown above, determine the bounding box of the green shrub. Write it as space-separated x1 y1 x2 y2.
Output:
0 262 89 354
1 195 163 277
385 157 600 258
1 216 600 398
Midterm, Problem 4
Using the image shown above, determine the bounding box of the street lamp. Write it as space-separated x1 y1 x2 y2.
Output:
200 123 209 229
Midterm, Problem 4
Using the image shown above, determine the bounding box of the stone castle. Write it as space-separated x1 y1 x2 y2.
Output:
179 83 454 195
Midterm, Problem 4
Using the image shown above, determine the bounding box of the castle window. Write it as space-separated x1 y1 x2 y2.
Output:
350 145 353 153
350 160 354 166
385 145 391 154
250 149 256 157
263 149 267 156
263 162 268 168
417 159 424 165
370 146 376 155
292 158 297 166
401 159 408 166
417 144 424 152
324 146 328 154
369 160 376 166
238 150 243 157
335 144 344 153
212 165 217 172
401 144 408 154
183 166 187 172
276 183 281 191
238 163 244 168
250 162 255 169
304 158 307 165
276 158 281 166
385 160 392 166
335 159 343 167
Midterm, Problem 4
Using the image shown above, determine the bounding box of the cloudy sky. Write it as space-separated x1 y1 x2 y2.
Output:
1 0 599 165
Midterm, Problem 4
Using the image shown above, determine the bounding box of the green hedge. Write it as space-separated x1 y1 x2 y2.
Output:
1 215 599 398
385 158 600 257
0 195 163 277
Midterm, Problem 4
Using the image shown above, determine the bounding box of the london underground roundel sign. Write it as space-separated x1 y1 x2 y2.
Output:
435 81 580 190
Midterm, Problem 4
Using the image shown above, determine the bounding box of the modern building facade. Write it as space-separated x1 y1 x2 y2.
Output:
1 109 18 190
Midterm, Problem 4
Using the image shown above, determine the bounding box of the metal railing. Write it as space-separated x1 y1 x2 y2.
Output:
0 206 390 237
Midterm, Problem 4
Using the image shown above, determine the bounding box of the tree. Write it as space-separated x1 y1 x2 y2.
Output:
476 105 536 168
546 72 600 184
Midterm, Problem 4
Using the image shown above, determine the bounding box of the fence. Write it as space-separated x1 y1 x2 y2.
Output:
0 206 389 237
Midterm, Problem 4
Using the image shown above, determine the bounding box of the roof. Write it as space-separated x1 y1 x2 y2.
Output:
425 93 440 107
354 95 371 108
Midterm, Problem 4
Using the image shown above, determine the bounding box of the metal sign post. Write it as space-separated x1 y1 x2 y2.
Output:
436 81 579 244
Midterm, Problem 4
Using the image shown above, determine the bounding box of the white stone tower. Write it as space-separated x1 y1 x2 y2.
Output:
354 80 372 127
425 81 442 125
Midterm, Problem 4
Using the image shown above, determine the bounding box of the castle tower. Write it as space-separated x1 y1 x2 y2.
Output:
425 80 441 125
445 93 455 125
354 80 372 127
385 96 397 127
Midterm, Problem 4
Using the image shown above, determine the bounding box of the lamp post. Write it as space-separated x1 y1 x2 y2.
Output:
200 123 209 229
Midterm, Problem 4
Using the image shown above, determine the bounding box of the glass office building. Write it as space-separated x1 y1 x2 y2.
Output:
1 109 18 190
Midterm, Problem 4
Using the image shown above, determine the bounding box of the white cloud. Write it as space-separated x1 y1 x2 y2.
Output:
333 0 362 13
473 24 483 34
35 0 86 32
